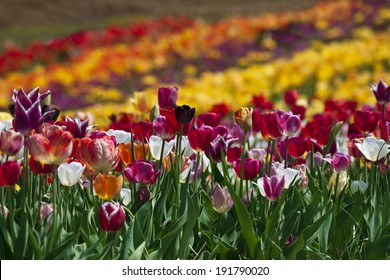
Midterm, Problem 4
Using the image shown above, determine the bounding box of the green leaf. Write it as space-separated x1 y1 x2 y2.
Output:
44 234 76 260
14 210 28 259
322 122 343 156
365 235 390 259
178 191 196 259
227 185 258 259
28 228 42 259
129 241 146 260
284 234 305 260
119 226 132 260
0 221 13 259
159 215 186 259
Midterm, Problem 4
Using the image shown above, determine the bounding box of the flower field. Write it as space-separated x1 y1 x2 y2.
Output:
1 0 390 260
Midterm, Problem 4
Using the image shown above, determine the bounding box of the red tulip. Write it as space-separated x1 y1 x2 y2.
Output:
99 202 126 232
284 90 299 106
253 111 281 140
233 158 261 180
210 103 230 117
287 137 309 158
29 157 52 174
251 94 273 110
27 123 73 165
188 125 215 152
124 160 161 185
196 112 221 127
158 87 178 110
0 161 20 186
133 121 152 142
354 110 380 134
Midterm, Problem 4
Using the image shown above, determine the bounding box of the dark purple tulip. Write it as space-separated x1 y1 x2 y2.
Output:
124 160 161 185
139 186 151 205
158 87 178 110
370 80 390 104
175 105 195 124
12 87 52 136
205 134 228 162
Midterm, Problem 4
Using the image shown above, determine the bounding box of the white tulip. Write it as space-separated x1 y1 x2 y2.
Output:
274 163 301 189
106 129 132 144
149 135 174 160
355 136 389 162
58 162 86 187
120 188 132 205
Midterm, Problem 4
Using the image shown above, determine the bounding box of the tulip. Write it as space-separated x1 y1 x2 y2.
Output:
132 121 152 142
160 107 192 135
153 115 175 140
227 146 242 163
379 119 390 142
0 129 24 157
57 162 86 187
355 136 390 162
27 123 73 165
139 187 151 205
0 205 9 219
75 135 119 173
175 105 195 124
235 107 253 130
350 180 369 193
149 135 174 160
329 171 349 195
273 163 301 189
0 161 20 186
232 158 261 180
29 157 52 174
188 125 215 152
258 174 285 201
120 188 132 205
118 142 149 165
158 87 178 110
56 116 91 139
211 183 233 213
346 138 364 158
287 137 309 158
252 94 273 110
94 173 123 200
354 110 380 134
175 135 194 157
284 89 299 106
196 112 221 127
99 202 126 232
370 80 390 105
106 129 132 145
40 203 53 223
330 152 350 173
276 111 301 137
205 134 229 162
253 111 281 140
12 87 54 136
210 103 231 117
123 160 161 185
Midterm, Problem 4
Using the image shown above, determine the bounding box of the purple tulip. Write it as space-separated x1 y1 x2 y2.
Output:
153 115 175 140
99 202 126 232
276 111 301 137
331 153 350 173
370 80 390 104
158 87 178 110
175 105 195 124
12 87 53 136
260 174 285 201
124 160 161 185
211 183 233 213
0 129 24 157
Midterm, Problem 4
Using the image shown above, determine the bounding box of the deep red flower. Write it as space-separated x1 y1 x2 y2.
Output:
291 104 306 120
253 111 281 140
133 121 152 142
354 110 380 134
160 108 193 135
379 118 390 142
188 125 215 152
158 87 178 110
196 112 221 127
108 113 136 132
227 146 242 163
252 94 273 111
29 157 52 174
123 160 161 185
210 103 230 117
99 202 125 232
232 158 261 180
313 125 332 146
284 90 299 106
0 161 20 186
287 137 309 158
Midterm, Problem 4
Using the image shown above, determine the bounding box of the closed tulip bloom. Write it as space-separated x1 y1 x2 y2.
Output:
118 142 149 166
331 152 350 173
12 87 53 136
0 161 20 186
94 173 123 200
287 137 309 158
258 174 285 201
99 202 126 232
188 125 215 152
355 136 390 162
75 135 119 173
124 160 161 185
153 115 175 140
354 110 380 134
196 112 221 127
158 87 178 110
233 158 261 180
211 183 233 213
0 129 24 157
346 139 364 158
28 123 73 165
175 105 196 124
254 111 282 140
40 202 53 223
235 107 253 130
0 205 9 219
57 162 86 187
276 111 301 137
149 135 174 160
370 80 390 104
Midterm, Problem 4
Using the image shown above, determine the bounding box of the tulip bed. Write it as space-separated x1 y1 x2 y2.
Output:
1 0 390 260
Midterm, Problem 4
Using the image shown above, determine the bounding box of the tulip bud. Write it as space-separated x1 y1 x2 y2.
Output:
158 87 178 110
99 202 126 232
149 104 160 123
0 161 21 186
0 205 9 219
211 183 233 213
235 107 253 130
40 202 53 223
0 129 24 157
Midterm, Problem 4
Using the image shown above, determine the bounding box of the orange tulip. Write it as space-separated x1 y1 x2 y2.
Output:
94 173 123 200
27 123 73 165
118 143 149 166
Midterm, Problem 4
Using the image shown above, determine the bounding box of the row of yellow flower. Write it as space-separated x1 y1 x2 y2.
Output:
0 0 378 107
75 27 390 126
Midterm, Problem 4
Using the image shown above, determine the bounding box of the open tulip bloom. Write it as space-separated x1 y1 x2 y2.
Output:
355 136 390 163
